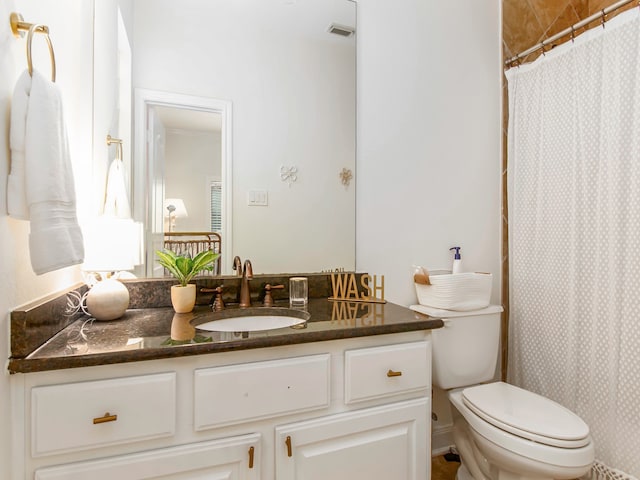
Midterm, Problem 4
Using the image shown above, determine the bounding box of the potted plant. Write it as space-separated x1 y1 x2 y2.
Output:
156 249 219 313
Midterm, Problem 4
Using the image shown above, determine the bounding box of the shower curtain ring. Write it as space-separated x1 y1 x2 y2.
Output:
570 25 575 43
540 42 547 56
600 9 607 28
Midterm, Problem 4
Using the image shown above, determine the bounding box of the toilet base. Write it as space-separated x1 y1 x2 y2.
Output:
455 463 474 480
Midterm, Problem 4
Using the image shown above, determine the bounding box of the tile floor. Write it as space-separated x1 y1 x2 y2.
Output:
431 454 460 480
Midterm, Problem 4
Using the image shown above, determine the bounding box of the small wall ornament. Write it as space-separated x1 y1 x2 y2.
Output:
280 165 298 187
339 168 353 187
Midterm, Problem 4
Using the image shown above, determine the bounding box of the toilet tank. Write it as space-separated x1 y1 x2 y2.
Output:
429 305 503 390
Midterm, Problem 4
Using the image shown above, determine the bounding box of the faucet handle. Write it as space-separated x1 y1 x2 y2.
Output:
212 286 225 311
201 286 225 311
263 284 284 307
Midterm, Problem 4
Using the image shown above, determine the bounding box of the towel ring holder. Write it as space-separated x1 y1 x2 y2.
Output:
10 12 56 82
106 135 124 162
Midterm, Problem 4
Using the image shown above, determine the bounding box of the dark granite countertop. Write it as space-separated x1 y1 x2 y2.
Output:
9 274 444 374
8 298 442 374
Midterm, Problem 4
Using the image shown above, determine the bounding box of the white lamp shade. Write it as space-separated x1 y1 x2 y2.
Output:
82 217 143 272
164 198 188 218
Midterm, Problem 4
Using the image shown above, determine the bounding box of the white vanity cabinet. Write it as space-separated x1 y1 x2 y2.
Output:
15 331 432 480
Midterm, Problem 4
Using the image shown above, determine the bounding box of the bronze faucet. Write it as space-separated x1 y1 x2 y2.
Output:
239 259 253 307
232 256 243 276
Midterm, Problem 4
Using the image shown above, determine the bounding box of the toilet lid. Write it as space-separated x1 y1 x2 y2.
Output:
462 382 591 448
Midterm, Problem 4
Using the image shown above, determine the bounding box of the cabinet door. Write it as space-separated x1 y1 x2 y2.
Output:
35 434 261 480
275 398 428 480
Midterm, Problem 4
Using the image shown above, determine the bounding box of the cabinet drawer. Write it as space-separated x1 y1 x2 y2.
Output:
34 433 261 480
31 373 176 457
345 341 430 404
194 354 330 430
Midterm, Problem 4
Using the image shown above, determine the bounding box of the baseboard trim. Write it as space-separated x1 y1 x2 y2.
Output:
431 424 454 457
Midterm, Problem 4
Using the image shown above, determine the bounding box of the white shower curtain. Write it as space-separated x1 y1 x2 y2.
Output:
506 8 640 479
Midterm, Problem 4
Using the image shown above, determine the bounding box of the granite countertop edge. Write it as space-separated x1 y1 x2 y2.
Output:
8 317 442 374
9 275 444 375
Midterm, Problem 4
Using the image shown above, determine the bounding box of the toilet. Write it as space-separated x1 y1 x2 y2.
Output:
424 305 595 480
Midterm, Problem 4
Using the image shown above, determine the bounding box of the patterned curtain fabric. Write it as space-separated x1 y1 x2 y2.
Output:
506 9 640 479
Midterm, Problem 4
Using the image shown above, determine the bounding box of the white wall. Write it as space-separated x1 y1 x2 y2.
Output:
355 0 502 451
132 0 356 274
164 129 221 232
0 1 94 478
356 0 502 307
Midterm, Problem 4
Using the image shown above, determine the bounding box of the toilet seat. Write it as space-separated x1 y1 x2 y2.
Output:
449 387 594 469
461 382 590 448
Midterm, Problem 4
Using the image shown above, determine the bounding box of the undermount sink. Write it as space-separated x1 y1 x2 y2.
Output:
193 307 310 332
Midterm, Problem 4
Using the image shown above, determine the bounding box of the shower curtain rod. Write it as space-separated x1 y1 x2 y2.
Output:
505 0 639 67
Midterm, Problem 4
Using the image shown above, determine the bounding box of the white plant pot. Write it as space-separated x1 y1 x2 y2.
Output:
171 284 196 313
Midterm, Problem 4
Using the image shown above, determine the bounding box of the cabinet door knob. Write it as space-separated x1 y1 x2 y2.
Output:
387 369 402 377
248 446 255 468
285 435 292 457
93 412 118 424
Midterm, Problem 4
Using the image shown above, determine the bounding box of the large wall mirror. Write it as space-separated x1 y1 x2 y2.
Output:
99 0 356 276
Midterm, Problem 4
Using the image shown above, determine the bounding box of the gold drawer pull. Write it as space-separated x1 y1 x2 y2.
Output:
387 369 402 377
285 435 292 457
93 412 117 424
248 446 255 469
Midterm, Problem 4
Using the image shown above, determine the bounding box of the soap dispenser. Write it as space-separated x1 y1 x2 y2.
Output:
449 247 463 274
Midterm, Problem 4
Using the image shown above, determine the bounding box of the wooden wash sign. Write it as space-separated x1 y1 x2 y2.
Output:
329 273 386 303
331 301 385 325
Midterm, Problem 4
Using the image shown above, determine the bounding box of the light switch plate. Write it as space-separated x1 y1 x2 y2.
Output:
247 190 268 206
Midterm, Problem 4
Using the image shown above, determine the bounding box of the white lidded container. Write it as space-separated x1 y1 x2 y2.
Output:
413 270 492 311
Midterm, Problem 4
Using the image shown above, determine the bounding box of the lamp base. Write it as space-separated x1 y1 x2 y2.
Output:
86 278 130 321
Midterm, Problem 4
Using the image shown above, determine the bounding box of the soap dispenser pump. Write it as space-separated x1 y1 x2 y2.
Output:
449 246 463 274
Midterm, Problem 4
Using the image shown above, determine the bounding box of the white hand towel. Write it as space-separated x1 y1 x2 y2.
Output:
103 158 131 219
8 71 30 219
8 70 84 275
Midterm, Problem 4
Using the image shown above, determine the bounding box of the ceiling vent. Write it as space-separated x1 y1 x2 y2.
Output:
327 23 355 37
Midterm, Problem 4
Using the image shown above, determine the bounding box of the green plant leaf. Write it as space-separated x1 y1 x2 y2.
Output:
155 249 220 286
